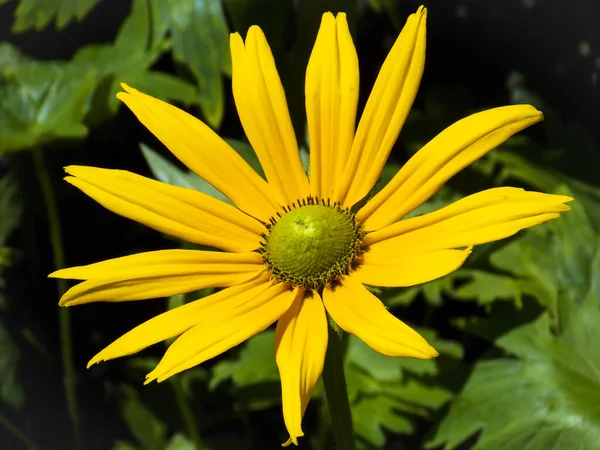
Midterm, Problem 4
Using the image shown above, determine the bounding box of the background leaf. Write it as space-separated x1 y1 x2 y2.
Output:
0 43 96 153
116 385 168 450
141 143 230 204
8 0 103 32
429 293 600 450
344 330 461 448
167 0 231 128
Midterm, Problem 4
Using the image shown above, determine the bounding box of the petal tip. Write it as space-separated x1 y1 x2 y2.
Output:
282 433 302 447
427 345 440 358
561 195 575 204
87 356 102 369
119 82 133 92
145 369 162 385
247 25 264 40
64 165 76 175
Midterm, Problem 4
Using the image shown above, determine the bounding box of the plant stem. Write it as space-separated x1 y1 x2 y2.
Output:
172 378 205 450
0 413 38 450
33 149 80 449
315 397 331 450
321 323 356 450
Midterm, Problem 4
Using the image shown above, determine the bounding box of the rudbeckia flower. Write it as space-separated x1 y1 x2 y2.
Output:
51 6 571 446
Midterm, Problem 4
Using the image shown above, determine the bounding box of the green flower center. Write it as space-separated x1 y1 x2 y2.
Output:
261 198 363 290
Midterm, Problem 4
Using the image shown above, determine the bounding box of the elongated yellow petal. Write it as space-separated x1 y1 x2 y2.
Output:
51 250 263 305
306 13 359 198
145 282 298 383
323 276 437 358
356 247 471 287
358 106 544 230
333 6 426 207
230 30 309 204
65 166 265 253
117 84 280 221
364 187 573 254
275 290 327 446
88 274 272 367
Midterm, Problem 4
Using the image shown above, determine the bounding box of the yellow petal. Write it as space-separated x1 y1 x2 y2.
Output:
358 106 544 230
88 274 272 367
333 6 426 207
145 282 298 383
305 13 359 199
355 247 472 287
364 187 573 254
65 166 265 253
275 290 327 446
323 276 438 359
51 250 263 305
230 29 309 204
117 84 280 222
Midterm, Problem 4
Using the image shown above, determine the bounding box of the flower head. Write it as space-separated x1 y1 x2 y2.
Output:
51 6 571 446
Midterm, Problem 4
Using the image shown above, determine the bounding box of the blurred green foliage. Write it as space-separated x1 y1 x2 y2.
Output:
0 173 23 412
1 0 103 32
0 0 599 449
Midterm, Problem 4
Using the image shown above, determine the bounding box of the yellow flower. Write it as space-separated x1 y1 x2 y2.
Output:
51 6 571 446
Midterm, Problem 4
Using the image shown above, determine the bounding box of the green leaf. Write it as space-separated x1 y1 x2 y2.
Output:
71 0 171 122
211 331 280 389
476 148 600 232
9 0 103 32
208 324 461 447
113 441 139 450
210 330 280 410
118 385 167 450
344 331 460 448
488 187 595 314
429 293 600 450
125 71 198 107
167 0 231 128
165 434 196 450
140 143 230 204
0 43 96 153
451 270 525 306
431 184 600 449
0 172 21 246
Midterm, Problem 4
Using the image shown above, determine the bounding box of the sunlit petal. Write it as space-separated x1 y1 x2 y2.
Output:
87 274 272 367
231 30 309 204
117 84 281 221
358 106 544 230
364 187 573 253
306 13 359 198
333 6 426 207
275 290 328 446
323 276 438 359
145 283 298 383
65 166 265 253
356 247 472 287
51 250 263 305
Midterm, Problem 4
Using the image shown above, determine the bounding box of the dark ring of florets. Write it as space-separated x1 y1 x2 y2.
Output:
258 196 364 291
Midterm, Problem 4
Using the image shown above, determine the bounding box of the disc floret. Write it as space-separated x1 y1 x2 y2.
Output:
261 197 363 290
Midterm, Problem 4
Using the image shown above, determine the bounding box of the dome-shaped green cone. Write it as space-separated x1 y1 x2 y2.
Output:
263 203 362 290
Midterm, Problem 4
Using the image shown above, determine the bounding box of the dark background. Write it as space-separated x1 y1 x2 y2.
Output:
0 0 598 449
